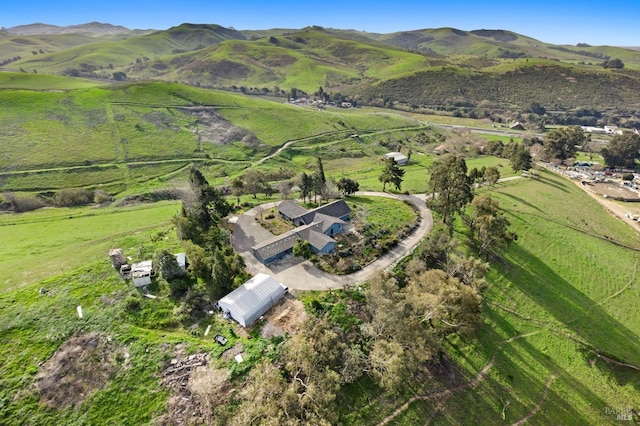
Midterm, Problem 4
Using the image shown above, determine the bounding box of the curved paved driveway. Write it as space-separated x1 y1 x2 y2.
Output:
232 192 433 291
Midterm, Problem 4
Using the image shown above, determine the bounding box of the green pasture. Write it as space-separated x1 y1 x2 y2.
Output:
0 72 103 90
0 201 180 291
381 168 640 424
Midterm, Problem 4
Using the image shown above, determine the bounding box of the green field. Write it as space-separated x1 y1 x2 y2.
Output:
0 164 639 424
370 169 640 424
0 201 180 290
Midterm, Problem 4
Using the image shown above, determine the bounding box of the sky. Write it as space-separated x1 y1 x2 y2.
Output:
2 0 640 46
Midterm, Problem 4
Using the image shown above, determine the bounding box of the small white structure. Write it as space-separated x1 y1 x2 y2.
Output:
383 152 409 166
131 260 154 287
174 253 187 271
218 273 288 327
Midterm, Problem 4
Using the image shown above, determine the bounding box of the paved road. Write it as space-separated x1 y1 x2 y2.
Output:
231 192 433 291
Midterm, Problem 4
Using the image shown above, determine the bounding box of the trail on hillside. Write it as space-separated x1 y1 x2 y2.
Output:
377 331 541 426
510 375 557 426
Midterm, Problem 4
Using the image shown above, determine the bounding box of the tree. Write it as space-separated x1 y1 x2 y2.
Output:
154 249 188 296
543 126 585 164
155 249 184 281
427 154 474 231
602 58 624 69
230 177 245 204
299 173 313 203
601 132 640 169
509 143 532 172
378 158 405 192
483 166 500 186
293 239 313 260
241 169 266 199
405 269 482 339
528 102 546 115
316 157 326 186
312 173 324 203
336 177 359 196
209 249 234 298
469 195 515 259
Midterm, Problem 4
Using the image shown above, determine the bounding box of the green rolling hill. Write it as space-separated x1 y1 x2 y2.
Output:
126 29 434 91
3 23 640 116
0 75 420 193
2 23 245 75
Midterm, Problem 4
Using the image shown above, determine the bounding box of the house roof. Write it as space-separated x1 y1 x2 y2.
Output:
310 212 347 233
218 273 287 327
299 200 351 224
384 152 408 163
277 200 308 219
296 225 336 251
252 222 324 260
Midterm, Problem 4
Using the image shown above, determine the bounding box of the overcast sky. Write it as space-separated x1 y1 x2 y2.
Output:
2 0 639 46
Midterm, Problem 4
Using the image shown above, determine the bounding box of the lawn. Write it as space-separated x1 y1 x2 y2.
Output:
0 201 180 291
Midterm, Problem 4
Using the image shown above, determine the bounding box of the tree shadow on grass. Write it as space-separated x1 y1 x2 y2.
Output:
500 192 544 213
500 243 640 381
436 308 611 424
535 175 571 193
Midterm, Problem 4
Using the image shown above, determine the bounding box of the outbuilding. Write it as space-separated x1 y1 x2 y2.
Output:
218 273 288 327
383 152 409 166
130 260 154 287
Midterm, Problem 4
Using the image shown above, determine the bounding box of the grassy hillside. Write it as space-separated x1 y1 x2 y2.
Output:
0 79 421 193
340 170 640 424
0 71 103 89
0 201 180 290
0 168 638 424
125 29 434 92
354 60 640 111
370 27 640 67
3 24 245 75
0 32 101 63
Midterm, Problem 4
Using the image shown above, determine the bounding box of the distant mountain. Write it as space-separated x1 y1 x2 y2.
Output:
2 23 246 74
3 22 640 115
6 22 132 36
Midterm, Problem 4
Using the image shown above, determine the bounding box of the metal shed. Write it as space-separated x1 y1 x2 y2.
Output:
218 273 288 327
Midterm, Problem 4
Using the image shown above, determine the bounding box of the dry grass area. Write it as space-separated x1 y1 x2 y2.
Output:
260 295 306 338
156 343 231 426
590 182 640 199
36 333 126 409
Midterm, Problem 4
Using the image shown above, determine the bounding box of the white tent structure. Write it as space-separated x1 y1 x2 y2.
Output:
218 273 288 327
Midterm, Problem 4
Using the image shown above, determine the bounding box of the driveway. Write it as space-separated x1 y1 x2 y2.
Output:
232 192 433 291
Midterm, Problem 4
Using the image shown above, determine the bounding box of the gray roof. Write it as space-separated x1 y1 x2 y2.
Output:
384 152 408 164
296 225 335 250
277 200 308 219
310 212 347 233
218 273 287 327
299 200 351 224
252 222 324 260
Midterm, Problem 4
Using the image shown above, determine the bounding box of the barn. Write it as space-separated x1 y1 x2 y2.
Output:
218 273 288 327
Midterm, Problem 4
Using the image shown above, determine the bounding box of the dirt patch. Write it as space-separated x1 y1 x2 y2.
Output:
156 344 231 425
590 182 640 200
260 295 306 338
36 333 126 409
180 107 261 147
221 343 245 361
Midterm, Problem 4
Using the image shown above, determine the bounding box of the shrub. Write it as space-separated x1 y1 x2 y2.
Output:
53 188 94 207
3 192 45 212
94 189 114 204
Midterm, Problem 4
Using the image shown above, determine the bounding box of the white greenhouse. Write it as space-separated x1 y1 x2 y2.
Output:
218 273 288 327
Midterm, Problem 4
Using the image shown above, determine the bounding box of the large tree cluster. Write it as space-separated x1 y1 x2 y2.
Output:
172 165 246 301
